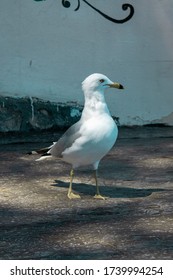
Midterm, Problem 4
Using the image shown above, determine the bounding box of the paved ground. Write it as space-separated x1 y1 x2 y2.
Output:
0 127 173 259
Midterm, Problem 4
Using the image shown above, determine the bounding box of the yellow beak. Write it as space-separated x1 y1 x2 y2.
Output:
108 83 124 89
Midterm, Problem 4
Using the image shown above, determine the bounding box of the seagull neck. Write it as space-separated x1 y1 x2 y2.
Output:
83 89 110 116
84 89 105 101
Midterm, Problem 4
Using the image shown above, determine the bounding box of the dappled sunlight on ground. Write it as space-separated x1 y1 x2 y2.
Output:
0 131 173 259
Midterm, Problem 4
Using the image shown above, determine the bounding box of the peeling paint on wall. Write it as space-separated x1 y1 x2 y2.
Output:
0 96 83 132
70 108 81 118
152 112 173 126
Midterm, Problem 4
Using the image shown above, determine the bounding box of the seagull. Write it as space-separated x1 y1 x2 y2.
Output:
32 73 124 199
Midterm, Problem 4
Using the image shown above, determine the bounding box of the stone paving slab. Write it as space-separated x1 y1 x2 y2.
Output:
0 128 173 259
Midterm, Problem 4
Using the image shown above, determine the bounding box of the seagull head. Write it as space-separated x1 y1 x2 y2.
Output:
82 73 124 94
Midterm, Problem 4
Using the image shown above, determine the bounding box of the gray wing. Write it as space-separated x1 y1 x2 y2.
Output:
49 120 82 157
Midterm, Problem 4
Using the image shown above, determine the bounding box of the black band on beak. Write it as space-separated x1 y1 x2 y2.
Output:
119 84 124 89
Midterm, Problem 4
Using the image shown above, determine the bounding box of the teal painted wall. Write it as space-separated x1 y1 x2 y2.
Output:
0 0 173 125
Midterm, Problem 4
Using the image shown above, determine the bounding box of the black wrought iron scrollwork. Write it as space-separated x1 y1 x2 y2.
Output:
34 0 134 23
62 0 134 23
62 0 71 8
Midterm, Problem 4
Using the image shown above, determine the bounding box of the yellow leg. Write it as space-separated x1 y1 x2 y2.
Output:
93 170 107 200
67 169 81 199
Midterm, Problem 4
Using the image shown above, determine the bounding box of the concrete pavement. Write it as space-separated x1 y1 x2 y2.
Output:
0 127 173 259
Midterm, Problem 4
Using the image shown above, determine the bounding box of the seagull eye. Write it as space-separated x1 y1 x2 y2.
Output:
99 79 105 83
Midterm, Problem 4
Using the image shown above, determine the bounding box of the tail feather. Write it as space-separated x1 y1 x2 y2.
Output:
27 144 54 161
27 145 53 155
36 154 52 161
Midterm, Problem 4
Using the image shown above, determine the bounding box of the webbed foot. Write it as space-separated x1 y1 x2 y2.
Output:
67 192 81 199
94 194 107 200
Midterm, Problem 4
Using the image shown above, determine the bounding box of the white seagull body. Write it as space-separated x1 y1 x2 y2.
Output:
35 73 124 199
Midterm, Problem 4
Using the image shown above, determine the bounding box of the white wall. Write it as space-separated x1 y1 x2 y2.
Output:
0 0 173 125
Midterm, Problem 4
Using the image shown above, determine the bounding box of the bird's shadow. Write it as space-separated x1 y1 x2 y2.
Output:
52 180 166 199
